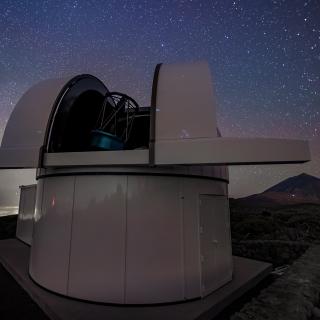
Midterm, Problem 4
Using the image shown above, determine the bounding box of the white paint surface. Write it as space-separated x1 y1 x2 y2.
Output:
16 185 36 245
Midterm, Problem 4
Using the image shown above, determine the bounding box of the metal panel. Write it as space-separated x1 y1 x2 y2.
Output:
16 187 25 238
0 78 71 168
180 180 202 300
155 137 310 165
153 62 310 166
40 164 229 182
199 195 232 296
125 176 184 303
67 176 127 303
29 176 75 294
43 150 149 167
16 185 36 245
182 179 227 299
155 62 217 141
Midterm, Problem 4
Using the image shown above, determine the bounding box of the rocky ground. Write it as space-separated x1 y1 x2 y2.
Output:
231 245 320 320
230 203 320 320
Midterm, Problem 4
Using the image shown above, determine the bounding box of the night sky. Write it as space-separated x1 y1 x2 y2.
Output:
0 0 319 202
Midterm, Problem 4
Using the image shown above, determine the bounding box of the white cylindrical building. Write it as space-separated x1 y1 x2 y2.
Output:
0 61 310 304
30 166 232 304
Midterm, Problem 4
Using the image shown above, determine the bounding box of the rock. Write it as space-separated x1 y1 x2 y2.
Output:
312 307 320 319
231 245 320 320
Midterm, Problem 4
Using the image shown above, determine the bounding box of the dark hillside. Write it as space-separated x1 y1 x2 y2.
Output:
231 202 320 266
235 173 320 207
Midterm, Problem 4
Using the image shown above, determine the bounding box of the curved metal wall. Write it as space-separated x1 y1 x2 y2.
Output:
29 173 231 304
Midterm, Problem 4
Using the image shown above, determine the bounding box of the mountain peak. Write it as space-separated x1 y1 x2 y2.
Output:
298 172 311 177
297 172 318 179
264 173 320 193
236 173 320 207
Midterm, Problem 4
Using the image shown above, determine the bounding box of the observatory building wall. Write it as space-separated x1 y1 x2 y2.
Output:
29 169 232 304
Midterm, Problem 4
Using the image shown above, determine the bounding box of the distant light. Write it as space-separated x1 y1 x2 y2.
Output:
180 129 190 138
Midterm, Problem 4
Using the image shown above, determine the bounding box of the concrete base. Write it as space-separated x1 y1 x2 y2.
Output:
0 239 272 320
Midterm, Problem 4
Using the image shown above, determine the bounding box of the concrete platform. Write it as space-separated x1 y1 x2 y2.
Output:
0 239 272 320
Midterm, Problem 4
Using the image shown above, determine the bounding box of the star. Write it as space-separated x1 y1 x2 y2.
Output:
0 0 318 197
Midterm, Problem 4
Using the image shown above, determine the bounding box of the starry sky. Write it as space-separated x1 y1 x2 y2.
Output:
0 0 319 204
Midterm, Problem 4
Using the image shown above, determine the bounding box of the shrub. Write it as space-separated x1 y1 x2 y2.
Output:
231 245 320 320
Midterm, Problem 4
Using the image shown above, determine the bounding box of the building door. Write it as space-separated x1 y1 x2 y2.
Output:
199 195 232 296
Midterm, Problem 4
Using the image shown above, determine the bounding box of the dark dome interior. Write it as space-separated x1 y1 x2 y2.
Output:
46 75 150 153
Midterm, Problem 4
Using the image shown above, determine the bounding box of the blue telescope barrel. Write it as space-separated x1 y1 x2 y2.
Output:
90 130 124 151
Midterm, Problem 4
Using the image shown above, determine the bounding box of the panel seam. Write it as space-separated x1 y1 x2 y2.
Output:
123 175 128 303
66 176 76 295
180 180 186 299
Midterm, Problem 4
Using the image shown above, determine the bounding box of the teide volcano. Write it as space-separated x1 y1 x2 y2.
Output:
235 173 320 207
